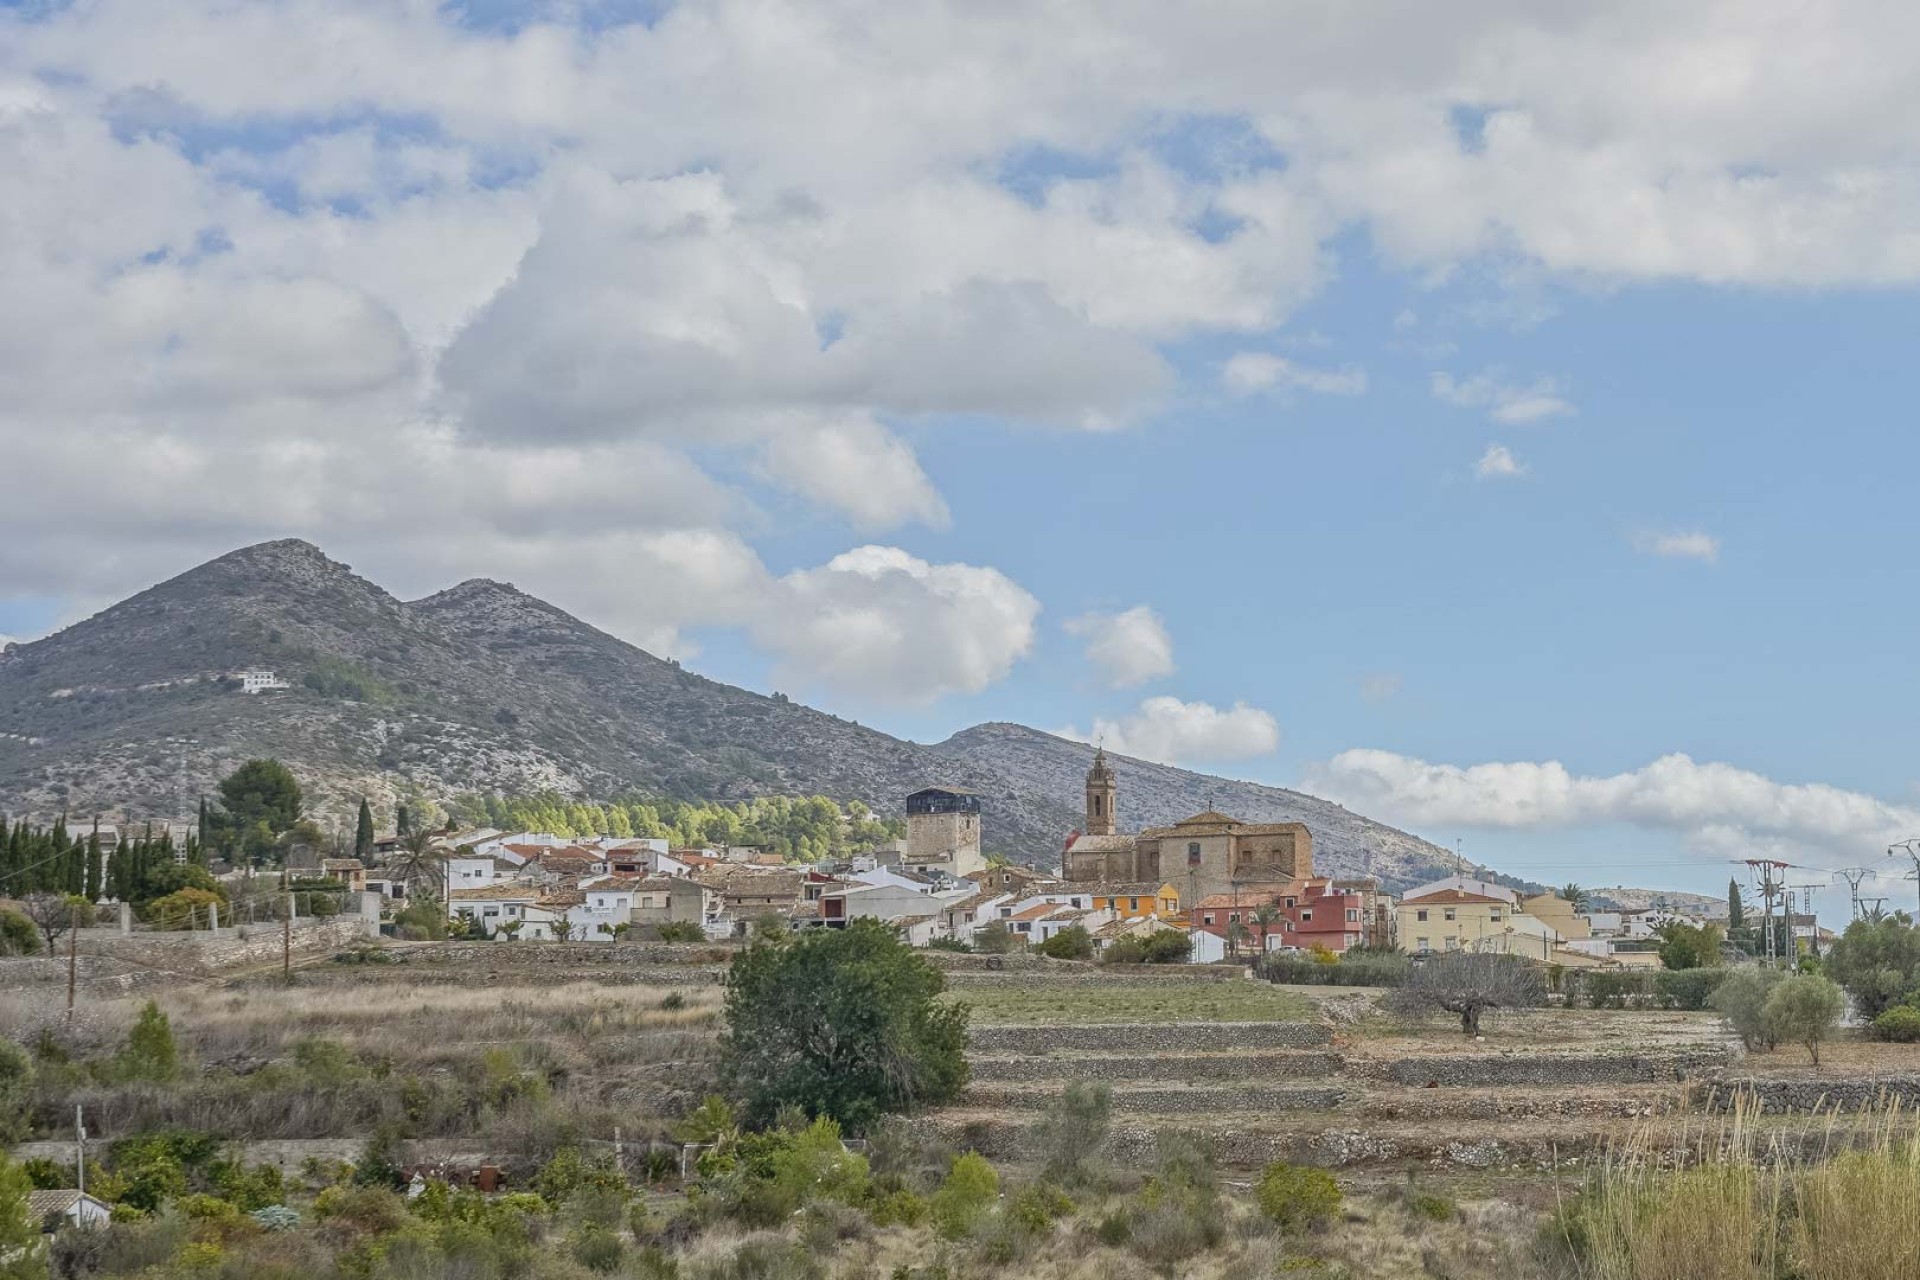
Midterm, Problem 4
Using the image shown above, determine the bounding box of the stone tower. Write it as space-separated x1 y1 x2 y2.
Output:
1085 747 1117 837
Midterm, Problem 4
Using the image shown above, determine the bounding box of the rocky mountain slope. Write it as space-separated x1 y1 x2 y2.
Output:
0 540 1460 885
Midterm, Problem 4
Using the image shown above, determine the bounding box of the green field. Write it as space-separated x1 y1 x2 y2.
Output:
945 979 1316 1024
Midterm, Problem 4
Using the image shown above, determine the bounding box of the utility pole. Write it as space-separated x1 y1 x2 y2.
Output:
1788 884 1823 958
1738 859 1790 965
75 1105 86 1198
1891 840 1920 915
1835 868 1874 921
283 895 293 983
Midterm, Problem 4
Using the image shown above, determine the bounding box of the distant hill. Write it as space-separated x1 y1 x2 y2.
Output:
0 540 1461 886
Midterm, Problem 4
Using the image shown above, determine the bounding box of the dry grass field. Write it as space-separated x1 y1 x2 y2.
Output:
945 980 1316 1025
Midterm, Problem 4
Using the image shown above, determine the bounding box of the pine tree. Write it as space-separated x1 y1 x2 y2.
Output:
355 798 375 860
1728 878 1746 930
396 803 410 838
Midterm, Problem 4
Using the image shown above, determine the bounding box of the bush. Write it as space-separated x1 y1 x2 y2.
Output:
1654 967 1731 1011
657 921 705 943
1710 966 1784 1051
1255 1163 1343 1233
973 922 1018 954
868 1189 928 1227
1031 1082 1110 1185
929 1153 998 1239
1583 970 1656 1009
1035 925 1094 961
1007 1183 1073 1233
1764 973 1845 1065
1262 953 1408 987
0 908 38 955
1871 1005 1920 1043
113 1001 180 1083
571 1224 626 1273
0 1039 32 1143
1127 1133 1224 1269
142 888 225 930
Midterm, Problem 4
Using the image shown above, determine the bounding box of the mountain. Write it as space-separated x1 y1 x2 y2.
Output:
0 540 1461 886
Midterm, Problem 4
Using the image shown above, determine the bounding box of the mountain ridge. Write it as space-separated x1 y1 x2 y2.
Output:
0 540 1462 887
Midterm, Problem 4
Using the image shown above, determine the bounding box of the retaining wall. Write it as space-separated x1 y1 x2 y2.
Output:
968 1051 1343 1083
1704 1075 1920 1113
967 1021 1330 1054
1374 1050 1730 1088
964 1084 1347 1114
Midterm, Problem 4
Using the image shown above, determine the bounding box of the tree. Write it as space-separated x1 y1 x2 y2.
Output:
116 1001 180 1082
1226 917 1252 959
1710 965 1784 1051
721 918 969 1130
354 799 375 861
1560 883 1587 912
0 910 36 956
1385 951 1546 1036
1654 920 1724 971
1251 904 1282 955
213 759 303 866
1727 878 1746 932
395 803 411 837
386 829 448 901
0 1150 44 1280
1764 973 1845 1065
1822 916 1920 1021
21 892 93 954
1036 924 1094 961
550 917 574 943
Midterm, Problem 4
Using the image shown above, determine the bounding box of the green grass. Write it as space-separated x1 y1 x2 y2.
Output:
946 981 1315 1024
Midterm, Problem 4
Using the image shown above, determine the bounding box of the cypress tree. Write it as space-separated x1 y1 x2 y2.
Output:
84 828 102 902
395 803 410 838
355 798 375 860
1728 878 1745 931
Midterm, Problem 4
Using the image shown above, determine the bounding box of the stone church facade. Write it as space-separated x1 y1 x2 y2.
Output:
1061 748 1314 901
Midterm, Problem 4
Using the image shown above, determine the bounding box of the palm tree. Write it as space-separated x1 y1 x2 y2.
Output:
386 828 449 902
1251 904 1282 956
1560 883 1587 912
1225 917 1251 959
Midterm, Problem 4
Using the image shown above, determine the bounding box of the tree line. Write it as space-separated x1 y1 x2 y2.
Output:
443 790 904 861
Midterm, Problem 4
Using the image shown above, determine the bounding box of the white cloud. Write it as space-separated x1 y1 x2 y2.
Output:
1221 353 1367 397
1474 444 1528 480
1308 748 1920 867
1065 606 1177 689
1633 529 1722 564
1059 697 1280 765
11 0 1920 703
756 546 1041 705
1432 372 1575 424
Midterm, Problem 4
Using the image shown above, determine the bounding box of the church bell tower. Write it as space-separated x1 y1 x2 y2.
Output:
1085 747 1117 837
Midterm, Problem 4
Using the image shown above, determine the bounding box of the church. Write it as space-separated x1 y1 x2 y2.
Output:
1061 748 1314 901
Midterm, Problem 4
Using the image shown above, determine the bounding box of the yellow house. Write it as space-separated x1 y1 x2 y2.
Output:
1398 888 1520 955
1519 893 1593 942
1085 881 1181 920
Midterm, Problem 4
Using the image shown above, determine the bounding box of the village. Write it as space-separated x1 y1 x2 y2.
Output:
363 751 1780 973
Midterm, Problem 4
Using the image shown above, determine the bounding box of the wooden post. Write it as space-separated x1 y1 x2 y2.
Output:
66 918 77 1023
283 900 292 983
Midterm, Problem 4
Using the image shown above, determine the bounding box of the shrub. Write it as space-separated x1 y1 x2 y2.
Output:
973 922 1018 954
0 1039 32 1144
1710 966 1784 1051
1093 1211 1131 1246
868 1188 928 1227
1764 974 1846 1065
1654 967 1731 1011
0 908 38 956
930 1153 998 1239
571 1224 626 1273
1127 1133 1224 1269
691 1237 823 1280
656 921 705 943
1871 1005 1920 1043
534 1146 627 1207
1256 1163 1343 1233
1584 970 1656 1009
142 888 224 931
1263 952 1408 987
1031 1082 1110 1186
1035 925 1094 961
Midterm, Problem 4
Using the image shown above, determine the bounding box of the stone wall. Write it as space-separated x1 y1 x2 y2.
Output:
967 1021 1330 1054
371 942 739 967
968 1050 1343 1082
1704 1075 1920 1113
1374 1050 1730 1088
72 917 370 978
965 1084 1347 1114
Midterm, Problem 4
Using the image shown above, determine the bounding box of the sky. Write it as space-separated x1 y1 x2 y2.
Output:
4 0 1920 916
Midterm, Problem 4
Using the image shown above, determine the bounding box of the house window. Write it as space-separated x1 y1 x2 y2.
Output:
1202 913 1215 926
1415 937 1430 953
1443 908 1457 922
1345 908 1358 922
1300 910 1312 923
1285 897 1296 908
1416 909 1429 922
1445 936 1460 951
1489 911 1502 922
1187 841 1202 866
1129 897 1141 912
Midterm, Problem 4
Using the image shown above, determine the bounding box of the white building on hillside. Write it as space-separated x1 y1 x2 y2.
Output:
237 669 290 693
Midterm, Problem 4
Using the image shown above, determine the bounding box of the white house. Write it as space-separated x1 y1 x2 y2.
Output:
449 884 543 937
28 1189 112 1231
236 669 290 693
447 855 512 890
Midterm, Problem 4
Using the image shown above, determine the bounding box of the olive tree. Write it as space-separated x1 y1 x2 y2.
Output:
1763 973 1846 1065
1385 951 1546 1036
